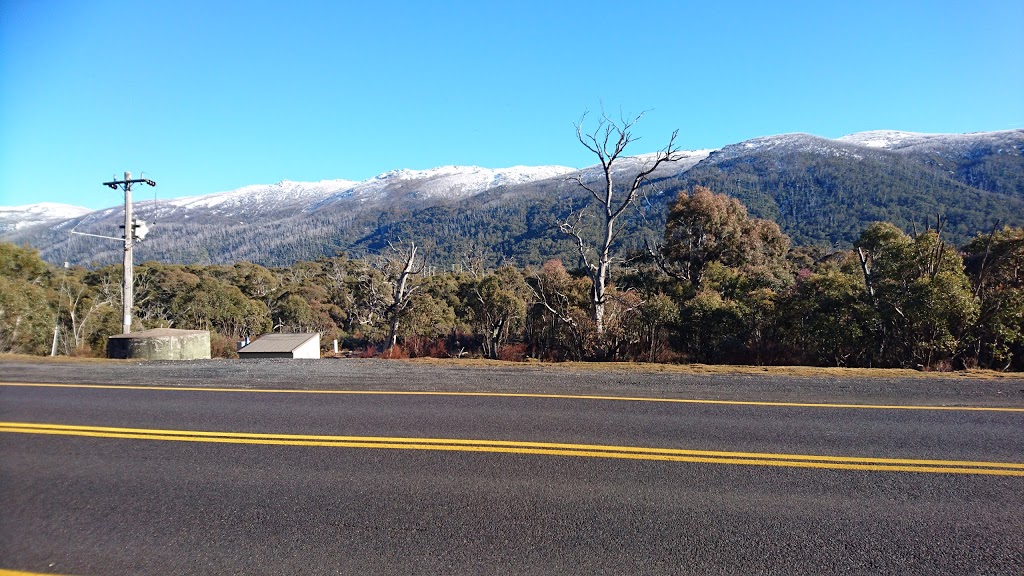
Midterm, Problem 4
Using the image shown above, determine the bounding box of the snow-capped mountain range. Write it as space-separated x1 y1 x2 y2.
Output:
156 165 583 216
714 129 1023 161
4 130 1013 225
2 129 1021 267
1 150 718 227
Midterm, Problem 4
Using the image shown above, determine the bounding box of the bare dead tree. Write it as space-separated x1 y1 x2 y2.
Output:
563 109 682 336
380 240 425 353
857 247 875 299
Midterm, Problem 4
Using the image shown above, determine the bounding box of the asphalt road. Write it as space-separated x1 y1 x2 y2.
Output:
1 359 1023 575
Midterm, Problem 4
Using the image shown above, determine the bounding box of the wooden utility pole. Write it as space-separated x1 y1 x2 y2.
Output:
102 172 156 334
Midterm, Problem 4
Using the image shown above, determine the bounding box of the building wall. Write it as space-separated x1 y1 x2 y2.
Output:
107 331 211 360
293 336 321 359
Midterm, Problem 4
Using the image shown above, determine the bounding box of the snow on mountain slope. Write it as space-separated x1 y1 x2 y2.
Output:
163 179 359 213
709 133 871 163
707 130 1023 166
149 165 578 217
334 165 578 202
837 130 933 149
837 129 1024 153
0 202 92 231
569 149 715 182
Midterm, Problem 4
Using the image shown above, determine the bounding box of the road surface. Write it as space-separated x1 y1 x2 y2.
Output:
1 360 1022 575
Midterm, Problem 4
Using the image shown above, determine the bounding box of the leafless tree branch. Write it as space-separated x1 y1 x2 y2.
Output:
562 108 682 338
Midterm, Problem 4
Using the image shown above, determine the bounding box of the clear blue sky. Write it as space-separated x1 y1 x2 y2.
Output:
2 0 1022 209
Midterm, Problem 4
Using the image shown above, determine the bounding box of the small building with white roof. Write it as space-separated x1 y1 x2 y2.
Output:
237 333 321 359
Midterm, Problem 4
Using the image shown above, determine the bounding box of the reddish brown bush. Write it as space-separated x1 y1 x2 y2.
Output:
381 344 408 359
497 343 528 362
397 336 450 358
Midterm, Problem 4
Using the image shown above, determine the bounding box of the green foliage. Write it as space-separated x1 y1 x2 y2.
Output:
779 262 870 366
0 244 57 354
402 293 456 341
0 275 55 354
854 224 979 368
0 215 1019 370
658 187 794 363
526 259 592 360
0 243 51 282
662 186 792 290
963 227 1024 369
60 267 119 355
460 266 530 359
676 287 747 362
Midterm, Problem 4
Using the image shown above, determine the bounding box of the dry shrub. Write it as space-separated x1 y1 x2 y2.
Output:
356 346 377 358
69 344 95 357
381 344 408 359
922 359 955 373
652 348 686 364
398 336 451 358
402 336 424 357
210 333 239 359
497 343 528 362
426 339 449 358
416 337 449 358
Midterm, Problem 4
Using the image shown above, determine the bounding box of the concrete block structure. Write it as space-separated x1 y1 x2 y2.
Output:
107 328 212 360
238 333 321 359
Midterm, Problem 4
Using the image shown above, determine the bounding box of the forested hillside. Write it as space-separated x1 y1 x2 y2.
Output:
665 132 1024 246
4 187 1022 371
4 130 1022 269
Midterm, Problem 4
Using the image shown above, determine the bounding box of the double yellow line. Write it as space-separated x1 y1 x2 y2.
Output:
3 421 1023 476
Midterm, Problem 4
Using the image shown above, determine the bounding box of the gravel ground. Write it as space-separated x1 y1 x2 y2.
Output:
2 357 1023 407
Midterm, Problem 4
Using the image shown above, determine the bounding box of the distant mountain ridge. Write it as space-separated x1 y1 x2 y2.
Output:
3 129 1022 267
0 203 92 232
664 129 1024 246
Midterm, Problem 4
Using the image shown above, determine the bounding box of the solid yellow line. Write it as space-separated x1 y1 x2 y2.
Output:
0 570 70 576
3 422 1023 476
2 382 1022 412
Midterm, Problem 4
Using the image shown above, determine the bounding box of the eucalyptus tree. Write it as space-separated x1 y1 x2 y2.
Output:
659 186 791 292
855 222 978 368
461 266 530 359
963 226 1024 370
656 186 792 363
527 259 591 360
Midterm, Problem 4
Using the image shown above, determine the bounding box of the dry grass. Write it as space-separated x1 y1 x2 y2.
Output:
400 356 1022 380
2 353 1019 380
0 353 123 364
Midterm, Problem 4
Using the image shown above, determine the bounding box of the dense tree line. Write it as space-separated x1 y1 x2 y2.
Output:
2 186 1021 370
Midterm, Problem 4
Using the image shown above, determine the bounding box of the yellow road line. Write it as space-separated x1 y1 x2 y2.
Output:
3 422 1022 476
2 382 1022 412
0 570 70 576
